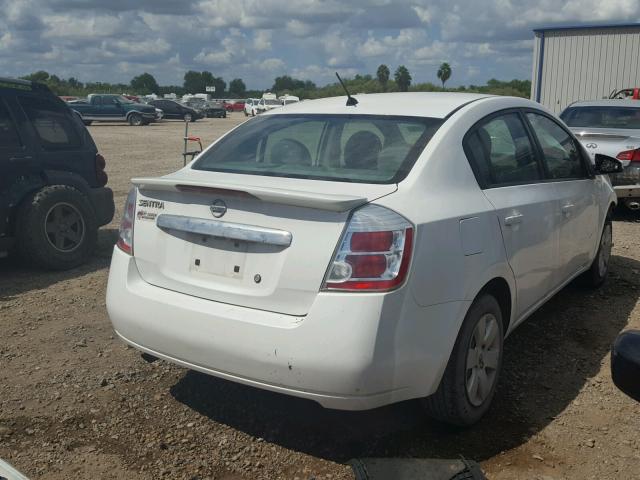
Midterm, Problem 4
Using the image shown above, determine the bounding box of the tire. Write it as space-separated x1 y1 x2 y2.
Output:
422 294 504 427
579 213 613 288
16 185 97 270
83 120 92 126
183 113 192 122
128 113 143 126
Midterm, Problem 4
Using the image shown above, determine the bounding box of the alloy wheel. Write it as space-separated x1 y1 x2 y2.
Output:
598 223 613 277
44 202 86 253
465 313 501 407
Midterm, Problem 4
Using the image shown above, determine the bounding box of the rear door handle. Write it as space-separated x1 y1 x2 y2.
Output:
561 204 575 216
504 213 524 226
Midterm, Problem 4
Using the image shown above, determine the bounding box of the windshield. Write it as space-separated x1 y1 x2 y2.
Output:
561 106 640 130
193 114 443 184
265 99 281 106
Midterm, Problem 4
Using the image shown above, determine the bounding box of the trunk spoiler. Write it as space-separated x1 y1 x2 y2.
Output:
132 177 371 212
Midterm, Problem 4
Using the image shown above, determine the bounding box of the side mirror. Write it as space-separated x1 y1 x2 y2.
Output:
611 330 640 402
595 154 624 174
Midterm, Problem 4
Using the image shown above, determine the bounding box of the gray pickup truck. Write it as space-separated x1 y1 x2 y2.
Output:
70 94 156 126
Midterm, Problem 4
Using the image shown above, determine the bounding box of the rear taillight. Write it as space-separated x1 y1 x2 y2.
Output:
116 188 137 255
96 153 108 186
616 149 640 162
323 204 414 292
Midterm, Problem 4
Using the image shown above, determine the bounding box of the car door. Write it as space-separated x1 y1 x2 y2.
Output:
525 111 599 281
101 96 125 119
0 96 36 238
161 101 179 118
464 111 562 320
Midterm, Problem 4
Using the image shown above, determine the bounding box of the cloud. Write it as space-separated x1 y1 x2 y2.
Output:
1 0 639 90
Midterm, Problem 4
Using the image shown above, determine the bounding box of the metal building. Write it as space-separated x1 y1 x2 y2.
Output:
531 24 640 114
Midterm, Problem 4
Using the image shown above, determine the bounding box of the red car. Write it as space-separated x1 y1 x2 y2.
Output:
223 100 245 112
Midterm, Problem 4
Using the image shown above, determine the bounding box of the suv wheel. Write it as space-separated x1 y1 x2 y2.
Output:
422 294 504 426
128 113 143 126
16 185 97 270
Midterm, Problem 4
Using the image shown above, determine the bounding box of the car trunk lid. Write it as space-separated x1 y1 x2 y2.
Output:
131 172 396 316
571 128 640 167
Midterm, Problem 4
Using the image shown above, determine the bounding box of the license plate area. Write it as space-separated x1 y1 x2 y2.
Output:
189 234 248 279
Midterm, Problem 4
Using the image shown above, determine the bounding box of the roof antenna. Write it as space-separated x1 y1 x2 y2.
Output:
335 72 358 106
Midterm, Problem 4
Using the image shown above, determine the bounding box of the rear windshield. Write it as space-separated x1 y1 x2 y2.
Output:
561 106 640 129
193 114 443 184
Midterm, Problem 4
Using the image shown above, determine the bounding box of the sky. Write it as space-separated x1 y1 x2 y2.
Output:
1 0 639 89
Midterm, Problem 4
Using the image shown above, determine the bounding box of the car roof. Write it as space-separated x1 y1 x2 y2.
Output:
267 92 493 119
568 99 640 108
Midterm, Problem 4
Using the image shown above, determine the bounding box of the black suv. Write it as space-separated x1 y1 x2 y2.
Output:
0 78 114 270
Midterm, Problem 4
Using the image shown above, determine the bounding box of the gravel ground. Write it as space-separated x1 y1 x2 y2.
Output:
1 114 639 480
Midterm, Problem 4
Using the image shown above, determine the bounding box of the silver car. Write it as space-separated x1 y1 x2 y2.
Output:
561 100 640 211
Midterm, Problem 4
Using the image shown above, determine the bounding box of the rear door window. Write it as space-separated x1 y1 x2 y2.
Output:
465 113 541 187
526 112 587 179
0 100 22 149
18 96 81 150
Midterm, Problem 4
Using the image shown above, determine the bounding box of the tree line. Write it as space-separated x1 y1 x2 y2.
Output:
20 63 531 100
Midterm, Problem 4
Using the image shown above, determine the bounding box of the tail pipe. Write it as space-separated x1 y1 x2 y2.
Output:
624 200 640 211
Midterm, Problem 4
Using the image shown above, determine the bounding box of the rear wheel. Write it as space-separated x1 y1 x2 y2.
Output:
128 113 143 126
183 113 192 122
16 185 97 270
422 294 504 426
580 214 613 288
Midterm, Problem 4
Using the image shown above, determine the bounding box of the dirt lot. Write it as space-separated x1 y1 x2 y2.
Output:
1 115 640 480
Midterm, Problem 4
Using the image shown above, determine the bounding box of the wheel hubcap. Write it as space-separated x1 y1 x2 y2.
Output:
44 203 85 253
598 224 612 277
465 313 501 407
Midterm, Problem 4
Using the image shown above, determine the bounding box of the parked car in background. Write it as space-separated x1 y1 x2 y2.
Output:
59 96 78 102
256 93 282 114
70 94 156 126
223 100 245 112
0 77 114 269
244 98 259 116
561 100 640 211
107 92 619 426
280 94 300 106
609 88 640 100
183 98 226 118
148 99 203 121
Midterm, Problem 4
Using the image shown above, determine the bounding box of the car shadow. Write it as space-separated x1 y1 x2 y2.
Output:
0 227 117 301
170 253 640 464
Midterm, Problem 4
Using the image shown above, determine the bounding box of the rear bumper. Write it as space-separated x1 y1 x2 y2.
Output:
614 184 640 199
106 247 468 410
89 187 115 226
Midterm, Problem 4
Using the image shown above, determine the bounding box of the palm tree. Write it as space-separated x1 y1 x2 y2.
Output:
376 64 390 91
394 65 412 92
437 62 452 89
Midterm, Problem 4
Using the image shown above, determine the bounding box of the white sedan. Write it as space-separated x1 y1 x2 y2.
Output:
107 93 619 426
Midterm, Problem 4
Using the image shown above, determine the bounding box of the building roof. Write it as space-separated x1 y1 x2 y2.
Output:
266 92 493 119
534 23 640 33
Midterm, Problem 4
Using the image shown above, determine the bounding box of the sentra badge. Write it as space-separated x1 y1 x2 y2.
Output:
138 199 164 209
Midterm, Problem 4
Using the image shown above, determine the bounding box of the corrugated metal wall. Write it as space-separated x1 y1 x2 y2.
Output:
531 27 640 114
